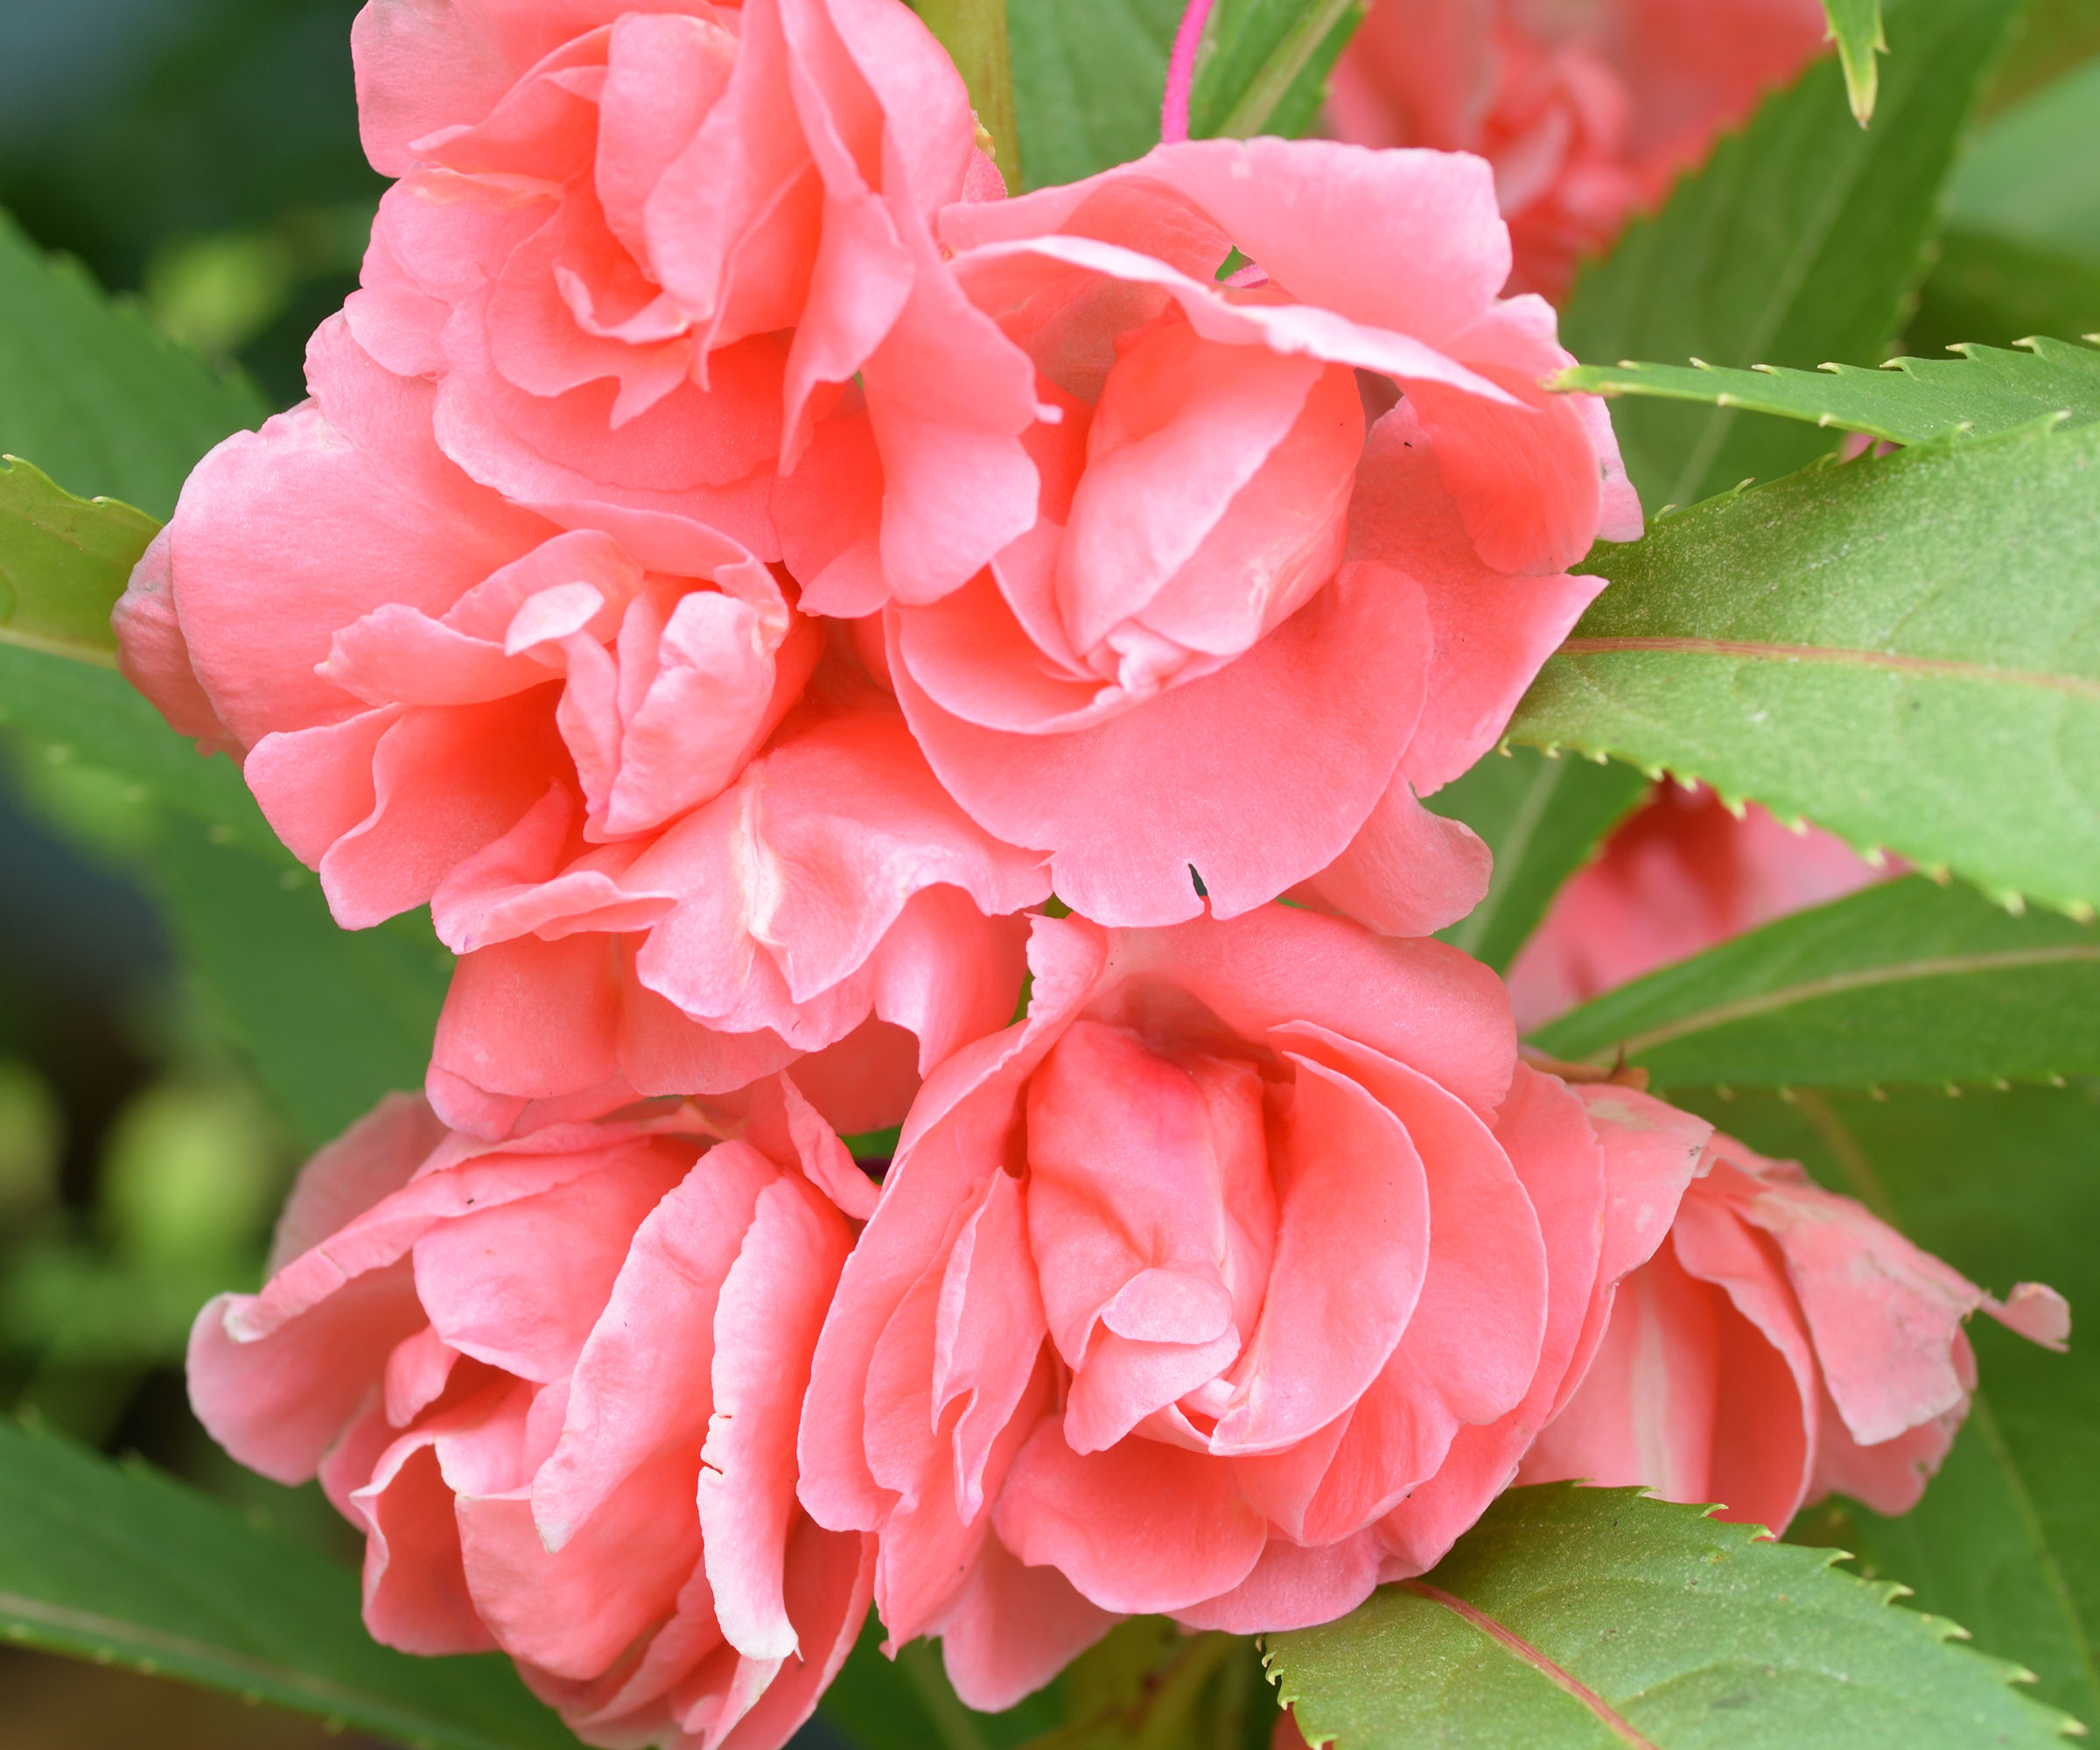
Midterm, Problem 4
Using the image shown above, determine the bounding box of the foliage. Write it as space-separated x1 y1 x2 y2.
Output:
0 456 156 663
1513 419 2100 918
1559 0 2019 511
1529 875 2100 1091
1004 0 1363 188
0 1 2096 1747
1269 1485 2078 1748
1556 336 2100 444
0 1413 583 1750
1426 752 1652 974
0 208 264 516
1825 0 1889 122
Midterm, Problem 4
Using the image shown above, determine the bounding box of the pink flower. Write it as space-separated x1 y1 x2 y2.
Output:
345 0 999 558
187 1082 882 1750
786 138 1639 929
1507 782 1887 1031
1328 0 1830 299
1522 1130 2069 1530
116 318 1048 1138
796 906 1712 1707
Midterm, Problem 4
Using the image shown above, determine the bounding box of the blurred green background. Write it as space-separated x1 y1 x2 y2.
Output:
0 0 2097 1744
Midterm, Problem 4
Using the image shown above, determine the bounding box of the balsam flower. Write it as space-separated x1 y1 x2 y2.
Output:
787 138 1639 929
189 1082 879 1750
797 906 1708 1707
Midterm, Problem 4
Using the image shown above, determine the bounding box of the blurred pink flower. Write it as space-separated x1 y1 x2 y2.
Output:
188 1083 880 1750
785 138 1640 928
1507 781 1888 1032
796 906 1710 1707
1328 0 1830 299
1522 1129 2068 1528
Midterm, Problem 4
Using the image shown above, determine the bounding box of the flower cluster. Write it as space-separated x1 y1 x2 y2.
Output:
140 3 2066 1745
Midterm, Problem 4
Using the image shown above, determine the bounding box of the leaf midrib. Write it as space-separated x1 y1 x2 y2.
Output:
1555 638 2100 701
1563 943 2100 1063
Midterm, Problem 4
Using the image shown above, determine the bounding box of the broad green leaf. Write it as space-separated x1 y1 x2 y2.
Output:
0 1414 580 1750
1948 55 2100 265
1008 0 1182 188
1906 229 2100 357
1186 0 1365 143
0 646 447 1145
0 455 157 663
1560 0 2018 512
1825 0 1889 122
1528 876 2100 1091
1556 336 2100 445
1514 418 2100 917
1426 750 1651 974
1268 1484 2079 1748
0 208 265 517
1683 1082 2100 1722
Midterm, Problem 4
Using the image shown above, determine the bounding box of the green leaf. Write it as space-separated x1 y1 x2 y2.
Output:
1005 0 1356 189
1682 1082 2100 1723
149 828 451 1147
1007 0 1182 188
1267 1484 2079 1748
1906 229 2100 358
0 1413 581 1750
1425 750 1651 975
0 455 158 664
1947 55 2100 266
0 646 448 1145
1560 0 2019 512
1825 0 1889 123
0 208 266 517
1513 418 2100 917
1528 876 2100 1091
1556 335 2100 445
1186 0 1366 143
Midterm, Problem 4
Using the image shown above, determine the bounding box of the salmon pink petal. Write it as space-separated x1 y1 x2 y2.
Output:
162 339 552 747
112 528 239 758
1344 403 1606 791
187 1267 426 1484
892 560 1428 925
458 1439 706 1679
1731 1163 1984 1446
1171 1533 1382 1634
355 1434 498 1656
992 1424 1268 1615
1208 1054 1431 1455
939 1534 1120 1712
1289 776 1491 937
699 1176 854 1662
269 1092 448 1273
533 1141 781 1550
411 1152 685 1382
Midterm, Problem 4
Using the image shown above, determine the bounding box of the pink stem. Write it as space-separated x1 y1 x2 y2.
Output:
1161 0 1218 144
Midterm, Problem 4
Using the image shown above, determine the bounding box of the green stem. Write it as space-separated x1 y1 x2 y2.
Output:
1214 0 1358 139
914 0 1023 189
